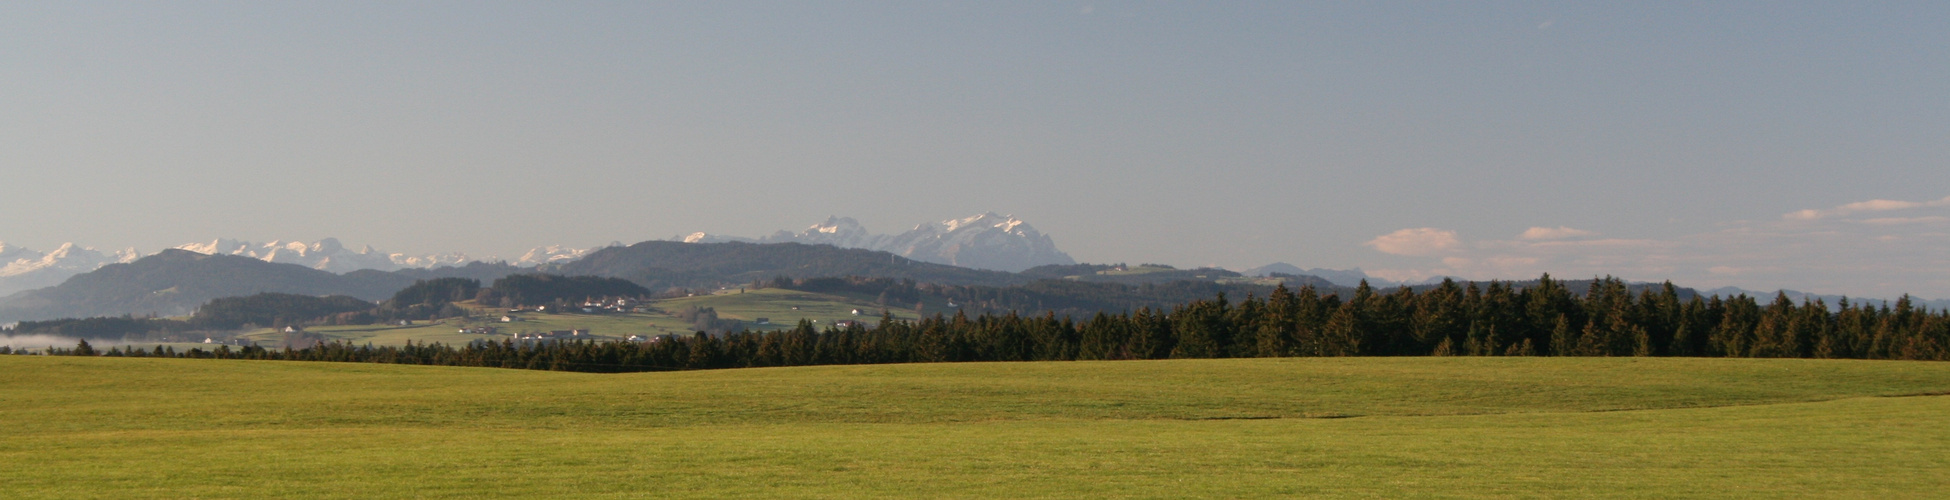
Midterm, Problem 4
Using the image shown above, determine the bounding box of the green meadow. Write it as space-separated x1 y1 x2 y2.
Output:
3 356 1947 498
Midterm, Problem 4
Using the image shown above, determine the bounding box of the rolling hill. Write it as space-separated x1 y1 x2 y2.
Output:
549 240 1030 290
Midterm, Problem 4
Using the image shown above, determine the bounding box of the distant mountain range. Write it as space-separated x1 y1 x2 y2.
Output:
680 213 1077 272
2 212 1070 293
4 221 1946 325
1238 262 1460 288
173 238 603 272
1699 286 1950 311
0 242 142 296
0 238 599 296
0 250 523 323
175 238 472 274
0 240 1314 324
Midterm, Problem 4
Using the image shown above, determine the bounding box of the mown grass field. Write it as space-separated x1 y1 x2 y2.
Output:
3 356 1947 498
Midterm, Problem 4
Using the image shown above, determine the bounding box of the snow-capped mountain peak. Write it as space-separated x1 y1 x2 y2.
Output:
679 213 1077 272
0 242 31 263
930 212 1030 235
2 237 599 296
174 238 472 273
515 245 597 265
0 242 139 295
794 216 879 248
882 213 1072 271
178 238 251 256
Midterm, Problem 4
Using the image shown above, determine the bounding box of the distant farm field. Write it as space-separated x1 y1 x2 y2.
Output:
3 357 1947 498
230 287 921 347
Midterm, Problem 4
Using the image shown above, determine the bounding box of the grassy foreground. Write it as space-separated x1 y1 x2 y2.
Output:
2 356 1947 498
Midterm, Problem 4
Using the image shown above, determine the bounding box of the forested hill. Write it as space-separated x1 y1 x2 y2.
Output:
0 250 522 323
549 241 1029 290
390 261 529 284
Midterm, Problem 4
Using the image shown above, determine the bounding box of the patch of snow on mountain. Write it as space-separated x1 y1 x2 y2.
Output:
680 232 755 244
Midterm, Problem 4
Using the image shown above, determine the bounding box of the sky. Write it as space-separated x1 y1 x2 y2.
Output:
1 1 1946 299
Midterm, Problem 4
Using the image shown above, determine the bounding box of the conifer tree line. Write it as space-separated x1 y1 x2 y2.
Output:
29 275 1950 370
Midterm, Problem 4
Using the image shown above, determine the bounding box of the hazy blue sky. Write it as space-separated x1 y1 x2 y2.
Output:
2 2 1946 298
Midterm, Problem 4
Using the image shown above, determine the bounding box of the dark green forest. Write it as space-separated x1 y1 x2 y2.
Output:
11 292 376 337
10 315 192 339
475 274 651 307
191 293 376 329
32 275 1949 370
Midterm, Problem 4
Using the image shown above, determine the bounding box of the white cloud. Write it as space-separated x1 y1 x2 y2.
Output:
1783 195 1950 221
1360 205 1950 298
1365 228 1460 256
1517 226 1596 240
1859 216 1950 226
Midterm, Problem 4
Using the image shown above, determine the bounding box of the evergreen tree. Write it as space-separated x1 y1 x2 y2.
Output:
1321 303 1361 356
1548 315 1574 356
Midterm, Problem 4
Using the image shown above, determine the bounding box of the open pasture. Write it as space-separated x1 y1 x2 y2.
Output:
3 356 1946 498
